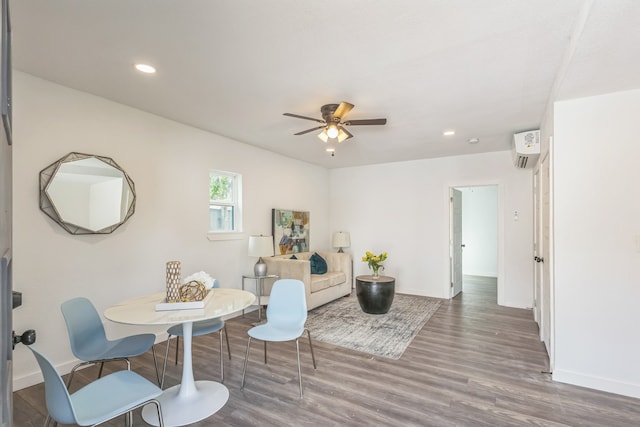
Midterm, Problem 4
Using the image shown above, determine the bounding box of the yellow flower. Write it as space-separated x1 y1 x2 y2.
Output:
361 250 388 271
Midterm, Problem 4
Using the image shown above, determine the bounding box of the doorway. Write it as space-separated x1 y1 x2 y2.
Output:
450 185 499 299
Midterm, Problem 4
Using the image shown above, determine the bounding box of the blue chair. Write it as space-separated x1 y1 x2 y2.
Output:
61 297 160 389
160 318 230 387
28 345 164 426
241 279 317 398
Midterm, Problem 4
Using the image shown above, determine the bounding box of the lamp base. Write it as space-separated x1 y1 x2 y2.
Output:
337 248 344 253
254 258 267 277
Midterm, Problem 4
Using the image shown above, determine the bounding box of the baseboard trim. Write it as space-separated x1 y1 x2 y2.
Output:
553 368 640 399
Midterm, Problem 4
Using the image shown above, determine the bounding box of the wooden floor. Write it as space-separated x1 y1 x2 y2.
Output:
13 276 640 426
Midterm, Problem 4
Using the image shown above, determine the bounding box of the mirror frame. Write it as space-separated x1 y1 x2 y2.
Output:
39 152 136 235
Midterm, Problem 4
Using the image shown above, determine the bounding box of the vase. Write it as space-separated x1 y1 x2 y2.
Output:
166 261 182 303
371 266 380 279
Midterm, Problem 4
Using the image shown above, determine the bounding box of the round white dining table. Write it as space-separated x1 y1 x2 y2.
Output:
104 288 255 427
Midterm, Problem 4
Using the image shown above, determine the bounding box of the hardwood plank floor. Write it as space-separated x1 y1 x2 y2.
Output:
13 276 640 426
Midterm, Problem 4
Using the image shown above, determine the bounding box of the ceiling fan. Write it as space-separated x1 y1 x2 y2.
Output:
283 102 387 143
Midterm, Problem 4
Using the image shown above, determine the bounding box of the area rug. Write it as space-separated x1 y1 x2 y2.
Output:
305 293 442 360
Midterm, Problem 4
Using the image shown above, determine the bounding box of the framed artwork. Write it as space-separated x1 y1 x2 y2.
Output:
272 209 309 255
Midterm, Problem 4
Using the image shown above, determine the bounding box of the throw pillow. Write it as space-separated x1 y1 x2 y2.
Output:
290 254 298 260
309 252 328 274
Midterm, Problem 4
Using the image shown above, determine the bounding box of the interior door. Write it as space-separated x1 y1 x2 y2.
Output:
541 151 553 362
533 168 541 325
450 188 463 297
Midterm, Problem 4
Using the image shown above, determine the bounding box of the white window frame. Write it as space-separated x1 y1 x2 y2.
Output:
207 170 243 241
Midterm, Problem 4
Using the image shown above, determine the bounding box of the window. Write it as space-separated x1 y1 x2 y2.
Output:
209 170 242 233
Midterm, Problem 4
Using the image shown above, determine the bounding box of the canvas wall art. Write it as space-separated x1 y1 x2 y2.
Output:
272 209 309 255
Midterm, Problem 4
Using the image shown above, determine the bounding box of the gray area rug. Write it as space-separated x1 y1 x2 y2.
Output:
306 293 442 360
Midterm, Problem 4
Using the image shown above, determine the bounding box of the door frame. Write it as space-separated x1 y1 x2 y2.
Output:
541 146 555 369
446 182 504 304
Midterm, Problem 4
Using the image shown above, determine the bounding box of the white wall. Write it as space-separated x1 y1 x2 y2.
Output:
329 152 533 307
11 72 331 389
461 186 498 277
553 88 640 398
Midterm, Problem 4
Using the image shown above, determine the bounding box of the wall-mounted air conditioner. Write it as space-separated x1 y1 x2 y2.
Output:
512 130 540 168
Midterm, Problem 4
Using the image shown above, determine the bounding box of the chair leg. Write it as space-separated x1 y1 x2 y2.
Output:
306 328 317 369
43 414 54 427
151 344 161 386
160 335 174 389
151 399 165 427
66 361 91 388
126 356 137 427
97 361 105 378
219 329 224 383
175 336 180 365
224 324 231 360
241 337 252 389
295 338 303 398
264 341 268 364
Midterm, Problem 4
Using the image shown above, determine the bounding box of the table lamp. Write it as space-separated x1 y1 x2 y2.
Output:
332 231 351 253
248 235 274 276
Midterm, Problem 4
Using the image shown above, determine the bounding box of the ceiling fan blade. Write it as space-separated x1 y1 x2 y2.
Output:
294 125 325 136
333 102 354 120
343 118 387 126
283 113 325 124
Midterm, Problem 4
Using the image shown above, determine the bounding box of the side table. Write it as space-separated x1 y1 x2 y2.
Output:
242 274 278 321
355 275 395 314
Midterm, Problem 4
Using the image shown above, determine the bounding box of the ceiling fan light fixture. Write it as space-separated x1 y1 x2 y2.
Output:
326 124 339 139
286 101 386 147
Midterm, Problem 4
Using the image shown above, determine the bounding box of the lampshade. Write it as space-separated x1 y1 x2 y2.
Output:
332 231 351 252
248 235 274 257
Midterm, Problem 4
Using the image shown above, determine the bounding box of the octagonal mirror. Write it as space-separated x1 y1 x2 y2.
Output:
39 152 136 234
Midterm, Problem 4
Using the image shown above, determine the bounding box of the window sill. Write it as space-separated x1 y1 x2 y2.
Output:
207 232 245 241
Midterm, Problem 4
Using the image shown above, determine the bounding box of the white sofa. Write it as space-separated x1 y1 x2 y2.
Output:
264 251 352 310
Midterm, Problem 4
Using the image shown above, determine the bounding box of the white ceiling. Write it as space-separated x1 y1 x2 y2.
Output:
10 0 640 169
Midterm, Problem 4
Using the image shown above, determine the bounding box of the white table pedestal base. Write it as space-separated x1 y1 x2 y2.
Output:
141 380 229 426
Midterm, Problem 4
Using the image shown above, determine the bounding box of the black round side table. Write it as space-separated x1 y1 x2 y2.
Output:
355 275 395 314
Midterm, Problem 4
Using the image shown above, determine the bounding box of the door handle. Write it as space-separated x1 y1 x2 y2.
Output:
12 329 36 349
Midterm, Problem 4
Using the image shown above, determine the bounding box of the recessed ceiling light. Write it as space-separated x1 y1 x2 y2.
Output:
468 138 480 144
134 63 156 74
443 130 455 136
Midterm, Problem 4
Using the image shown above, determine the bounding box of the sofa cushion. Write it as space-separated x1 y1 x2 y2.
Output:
310 271 346 293
309 252 328 274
